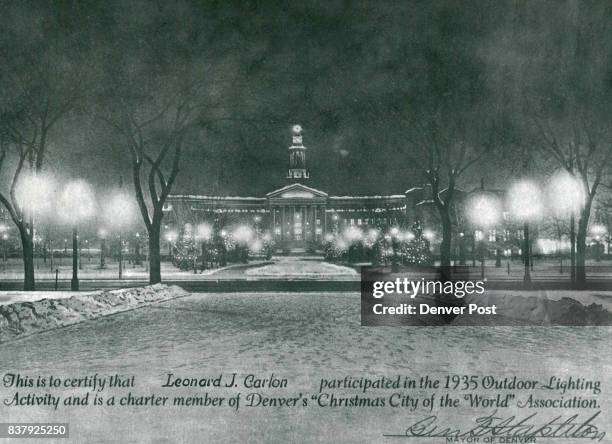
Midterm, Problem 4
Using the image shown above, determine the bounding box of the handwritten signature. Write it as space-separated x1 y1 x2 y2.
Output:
384 410 606 441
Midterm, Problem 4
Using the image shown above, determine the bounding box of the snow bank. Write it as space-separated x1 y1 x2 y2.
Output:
0 284 189 343
466 291 612 325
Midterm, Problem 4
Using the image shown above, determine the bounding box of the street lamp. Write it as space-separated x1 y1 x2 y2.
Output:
15 173 57 285
467 194 502 279
233 225 254 264
388 227 401 270
590 224 607 262
98 229 107 268
508 180 543 284
104 191 136 280
422 229 436 242
15 172 57 216
164 230 178 260
195 222 213 272
59 180 95 291
1 232 8 264
0 224 8 262
547 171 585 282
134 232 141 266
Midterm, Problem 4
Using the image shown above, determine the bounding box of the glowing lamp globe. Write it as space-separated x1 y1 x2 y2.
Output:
467 194 502 228
507 180 543 222
195 222 213 242
59 180 95 223
15 173 57 215
104 191 135 229
547 171 585 216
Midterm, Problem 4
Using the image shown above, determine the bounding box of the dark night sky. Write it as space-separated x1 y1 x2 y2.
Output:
2 0 612 198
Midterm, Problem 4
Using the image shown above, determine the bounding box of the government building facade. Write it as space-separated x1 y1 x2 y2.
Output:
164 125 438 252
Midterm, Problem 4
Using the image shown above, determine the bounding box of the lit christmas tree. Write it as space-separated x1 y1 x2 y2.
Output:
402 220 432 265
173 227 199 270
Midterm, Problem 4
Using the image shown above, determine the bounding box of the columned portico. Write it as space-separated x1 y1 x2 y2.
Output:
267 183 328 252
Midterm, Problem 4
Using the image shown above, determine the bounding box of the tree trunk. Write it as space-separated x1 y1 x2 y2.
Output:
459 235 466 265
71 226 79 291
148 219 162 284
576 210 590 287
438 207 452 268
19 226 35 291
523 222 531 284
570 214 576 283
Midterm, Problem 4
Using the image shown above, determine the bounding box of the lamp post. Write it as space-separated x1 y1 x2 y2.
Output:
458 232 466 265
547 171 585 283
104 191 136 280
99 229 107 268
134 232 141 266
1 232 7 264
0 224 8 262
219 229 228 266
590 224 607 262
343 226 364 264
78 236 83 270
233 225 254 264
164 230 178 261
118 234 123 278
48 238 54 270
467 194 501 279
195 222 213 272
508 180 543 284
60 180 95 291
390 227 399 271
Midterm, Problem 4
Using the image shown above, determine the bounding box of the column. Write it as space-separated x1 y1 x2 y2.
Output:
301 205 306 242
272 207 276 241
290 205 295 241
281 206 285 242
322 206 327 235
314 205 318 241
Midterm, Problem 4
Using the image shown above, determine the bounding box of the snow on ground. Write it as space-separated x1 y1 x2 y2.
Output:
245 258 358 277
1 292 610 443
0 285 189 343
483 289 612 312
0 291 98 306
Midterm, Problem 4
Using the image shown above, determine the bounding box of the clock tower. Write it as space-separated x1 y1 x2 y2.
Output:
286 124 309 181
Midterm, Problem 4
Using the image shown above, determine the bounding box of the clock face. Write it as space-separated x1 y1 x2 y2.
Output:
292 124 302 134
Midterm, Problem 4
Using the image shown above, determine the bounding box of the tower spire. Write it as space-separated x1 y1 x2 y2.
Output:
286 124 309 181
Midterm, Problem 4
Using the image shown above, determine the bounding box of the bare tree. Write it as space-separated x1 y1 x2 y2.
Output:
0 53 79 290
395 104 498 268
101 76 206 284
531 108 612 286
